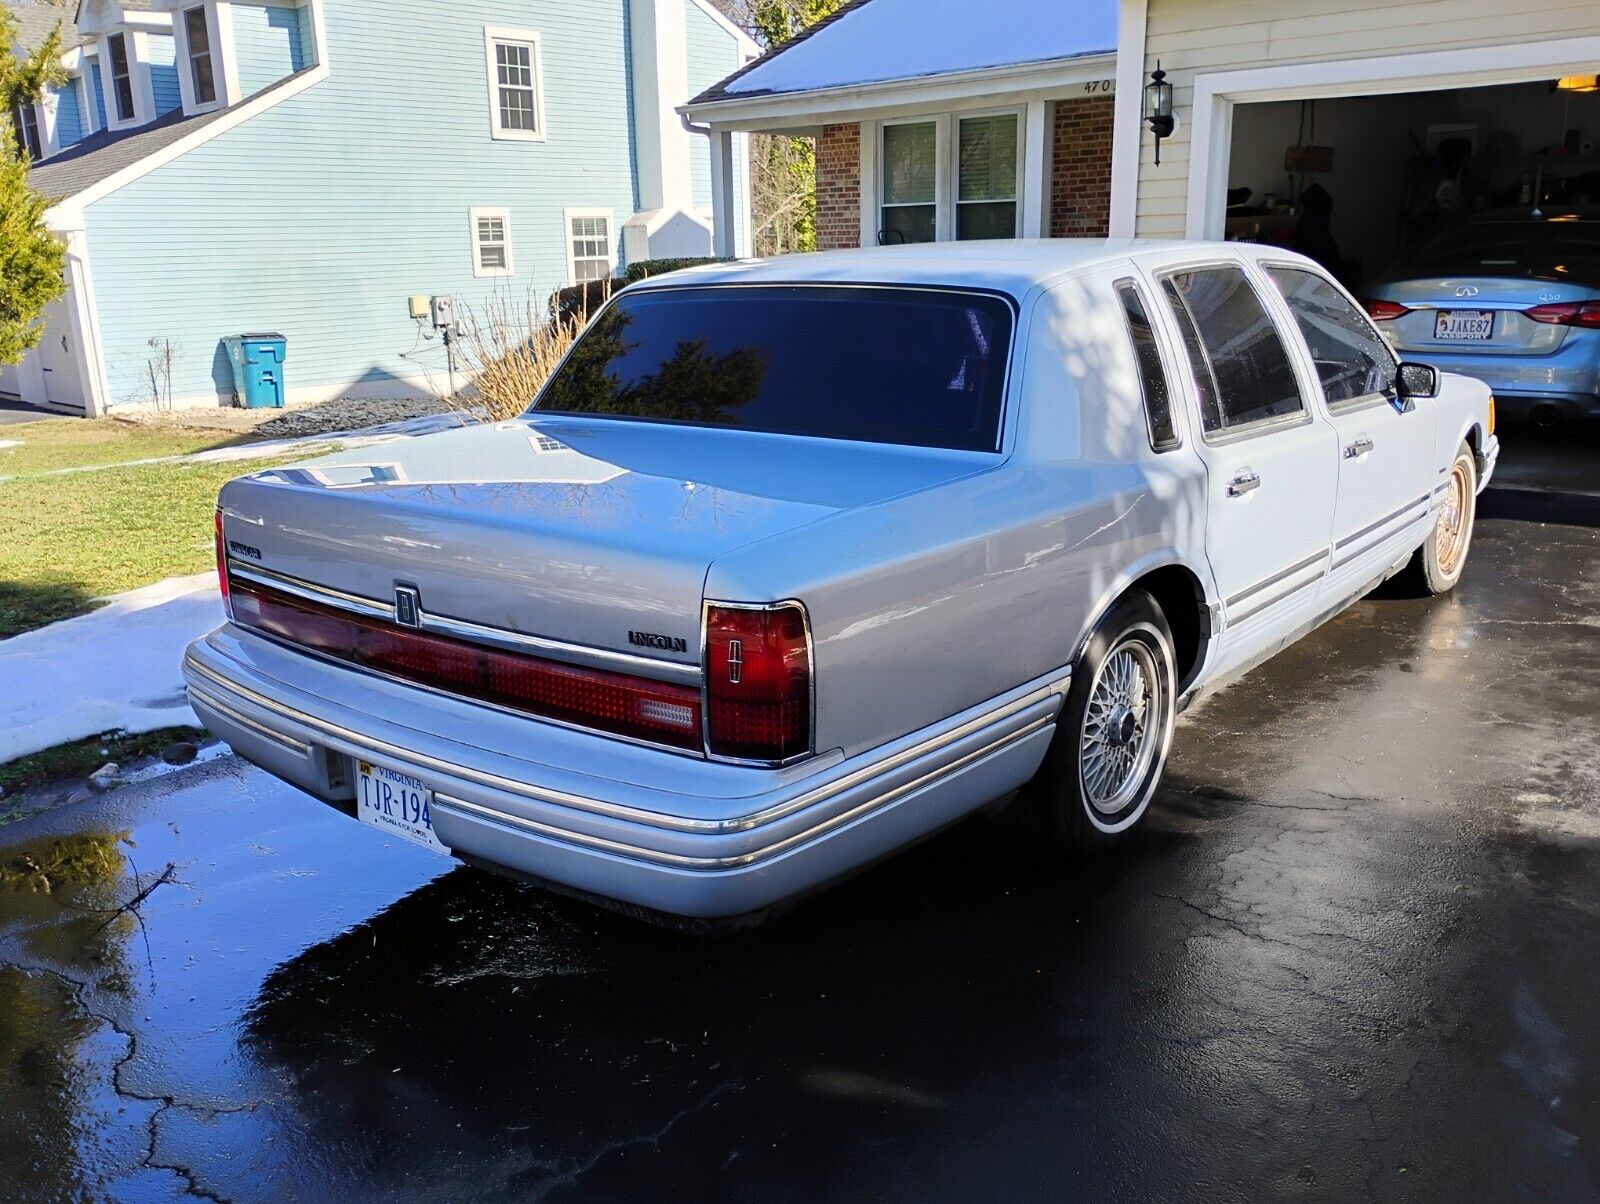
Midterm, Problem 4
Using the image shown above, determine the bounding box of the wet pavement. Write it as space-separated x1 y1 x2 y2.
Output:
3 510 1599 1203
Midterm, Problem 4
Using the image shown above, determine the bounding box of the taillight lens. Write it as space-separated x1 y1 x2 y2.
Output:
1524 300 1600 328
1487 394 1496 435
704 602 811 762
1361 298 1410 321
214 509 232 618
230 581 704 750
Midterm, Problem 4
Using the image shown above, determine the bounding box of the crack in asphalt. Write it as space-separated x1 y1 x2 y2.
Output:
525 1077 740 1201
0 950 254 1202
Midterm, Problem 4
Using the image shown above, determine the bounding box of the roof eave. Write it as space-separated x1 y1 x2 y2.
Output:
681 50 1117 130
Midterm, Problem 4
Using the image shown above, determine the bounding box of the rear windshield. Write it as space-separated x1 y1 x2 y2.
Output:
532 285 1014 452
1394 221 1600 285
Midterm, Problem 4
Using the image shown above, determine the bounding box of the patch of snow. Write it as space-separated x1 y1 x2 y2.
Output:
722 0 1116 98
0 439 22 450
0 572 223 763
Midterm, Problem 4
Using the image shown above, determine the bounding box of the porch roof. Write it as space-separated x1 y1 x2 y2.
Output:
687 0 1116 112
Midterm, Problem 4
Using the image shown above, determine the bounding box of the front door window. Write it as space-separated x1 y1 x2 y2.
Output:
956 114 1018 240
880 121 935 245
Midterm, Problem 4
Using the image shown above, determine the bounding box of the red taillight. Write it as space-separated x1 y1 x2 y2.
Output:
230 581 704 750
704 602 811 762
1524 300 1600 329
1361 298 1410 321
214 509 231 618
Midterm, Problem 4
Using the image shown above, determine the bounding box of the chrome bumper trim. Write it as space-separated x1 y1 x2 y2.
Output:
434 713 1055 872
185 652 1069 837
226 562 701 686
188 682 311 755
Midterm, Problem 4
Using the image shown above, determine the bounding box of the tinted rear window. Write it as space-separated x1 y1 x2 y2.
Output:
533 285 1014 452
1396 221 1600 285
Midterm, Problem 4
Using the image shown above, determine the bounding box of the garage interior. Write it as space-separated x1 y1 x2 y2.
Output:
1227 78 1599 285
1227 76 1599 490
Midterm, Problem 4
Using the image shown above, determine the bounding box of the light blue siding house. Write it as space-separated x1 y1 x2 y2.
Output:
5 0 755 415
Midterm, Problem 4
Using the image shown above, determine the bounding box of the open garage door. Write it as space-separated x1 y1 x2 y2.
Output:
1223 78 1599 491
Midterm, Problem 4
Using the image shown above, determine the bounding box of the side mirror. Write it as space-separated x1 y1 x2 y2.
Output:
1395 361 1439 400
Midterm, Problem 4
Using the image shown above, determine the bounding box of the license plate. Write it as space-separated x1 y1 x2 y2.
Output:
356 760 451 855
1434 309 1494 341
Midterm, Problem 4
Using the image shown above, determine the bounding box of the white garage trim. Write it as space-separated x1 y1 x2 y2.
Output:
1184 34 1600 240
61 227 111 417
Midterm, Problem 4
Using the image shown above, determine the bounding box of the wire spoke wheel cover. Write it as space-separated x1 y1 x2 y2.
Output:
1435 458 1472 576
1078 638 1162 816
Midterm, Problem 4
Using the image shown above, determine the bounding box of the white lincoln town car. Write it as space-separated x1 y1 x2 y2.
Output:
185 241 1498 923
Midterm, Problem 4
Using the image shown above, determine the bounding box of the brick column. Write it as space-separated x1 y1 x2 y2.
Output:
1049 98 1114 238
815 122 861 250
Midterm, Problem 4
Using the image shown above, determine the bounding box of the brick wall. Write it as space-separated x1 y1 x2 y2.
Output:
815 123 861 250
1049 97 1114 238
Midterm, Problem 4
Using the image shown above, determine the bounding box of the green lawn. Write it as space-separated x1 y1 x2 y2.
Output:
0 417 244 476
0 726 207 809
0 418 325 637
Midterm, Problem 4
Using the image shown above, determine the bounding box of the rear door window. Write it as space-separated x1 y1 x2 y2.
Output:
1266 265 1396 407
534 285 1014 452
1115 280 1180 451
1159 265 1306 436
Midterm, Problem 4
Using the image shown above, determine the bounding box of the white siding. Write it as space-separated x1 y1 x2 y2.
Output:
1134 0 1600 237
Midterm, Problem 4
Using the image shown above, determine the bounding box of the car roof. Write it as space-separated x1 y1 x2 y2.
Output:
628 238 1250 300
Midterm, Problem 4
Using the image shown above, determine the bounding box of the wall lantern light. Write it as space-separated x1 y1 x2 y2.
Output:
1555 74 1598 93
1146 61 1175 164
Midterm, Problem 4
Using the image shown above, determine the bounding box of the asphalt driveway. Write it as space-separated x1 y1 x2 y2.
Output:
2 507 1597 1202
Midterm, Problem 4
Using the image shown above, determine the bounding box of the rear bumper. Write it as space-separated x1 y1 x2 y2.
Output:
1490 391 1600 423
183 628 1066 919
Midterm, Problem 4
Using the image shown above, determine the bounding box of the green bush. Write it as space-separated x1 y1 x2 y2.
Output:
548 257 733 323
623 256 730 283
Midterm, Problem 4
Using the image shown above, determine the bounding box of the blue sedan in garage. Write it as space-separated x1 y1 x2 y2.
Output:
1363 210 1600 426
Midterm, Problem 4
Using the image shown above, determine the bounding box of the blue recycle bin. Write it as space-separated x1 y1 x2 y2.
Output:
222 332 287 408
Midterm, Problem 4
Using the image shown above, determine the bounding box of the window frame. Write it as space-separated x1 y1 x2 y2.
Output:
564 208 615 285
878 117 940 245
875 108 1026 246
469 206 514 278
1155 259 1313 448
107 32 136 124
182 4 220 110
483 26 546 143
953 107 1024 242
1113 276 1183 453
10 99 43 160
1259 260 1400 417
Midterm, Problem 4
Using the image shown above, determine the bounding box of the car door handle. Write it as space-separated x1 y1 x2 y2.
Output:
1227 471 1261 497
1344 436 1375 459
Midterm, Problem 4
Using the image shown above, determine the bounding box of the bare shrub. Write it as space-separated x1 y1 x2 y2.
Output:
457 283 607 422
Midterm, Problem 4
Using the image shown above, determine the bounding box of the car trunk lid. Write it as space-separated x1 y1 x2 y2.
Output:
218 417 991 676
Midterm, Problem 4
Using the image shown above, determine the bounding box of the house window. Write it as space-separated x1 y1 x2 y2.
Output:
470 208 513 277
566 211 613 283
484 28 544 141
108 33 135 122
880 121 936 244
10 100 42 159
956 113 1019 240
184 7 218 106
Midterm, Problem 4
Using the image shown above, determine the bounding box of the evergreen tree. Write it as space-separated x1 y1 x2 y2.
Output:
1 8 69 365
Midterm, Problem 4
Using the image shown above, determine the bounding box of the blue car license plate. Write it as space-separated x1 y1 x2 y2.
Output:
356 760 451 855
1434 309 1494 341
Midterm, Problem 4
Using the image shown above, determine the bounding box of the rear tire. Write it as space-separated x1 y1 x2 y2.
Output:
1012 590 1177 852
1400 442 1476 596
